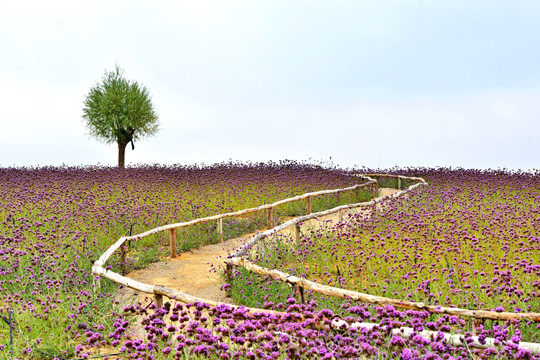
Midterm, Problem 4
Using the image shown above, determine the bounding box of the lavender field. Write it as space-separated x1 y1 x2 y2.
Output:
1 164 539 359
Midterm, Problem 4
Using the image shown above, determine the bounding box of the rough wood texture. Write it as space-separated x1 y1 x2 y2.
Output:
297 285 305 304
92 266 155 294
267 207 274 228
218 218 223 241
154 294 163 308
169 228 177 258
94 235 127 269
120 244 127 275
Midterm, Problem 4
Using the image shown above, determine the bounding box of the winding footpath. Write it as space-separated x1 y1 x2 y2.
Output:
98 185 540 356
117 188 400 310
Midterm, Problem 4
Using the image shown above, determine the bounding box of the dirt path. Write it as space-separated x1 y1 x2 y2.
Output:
117 188 400 311
125 236 244 304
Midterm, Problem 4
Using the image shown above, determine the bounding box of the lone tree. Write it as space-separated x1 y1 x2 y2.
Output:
82 65 159 168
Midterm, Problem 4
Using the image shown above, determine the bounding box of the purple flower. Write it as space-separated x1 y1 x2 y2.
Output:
401 348 413 360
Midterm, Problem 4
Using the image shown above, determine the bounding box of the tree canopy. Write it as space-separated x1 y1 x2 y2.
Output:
82 65 159 168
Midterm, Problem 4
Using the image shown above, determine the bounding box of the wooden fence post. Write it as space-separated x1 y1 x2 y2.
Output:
217 218 223 241
225 263 233 282
169 228 177 258
295 224 301 242
267 207 274 228
154 294 163 309
398 177 402 190
224 262 234 297
297 285 305 304
92 277 101 293
337 190 341 204
306 196 312 214
371 180 378 197
120 244 127 275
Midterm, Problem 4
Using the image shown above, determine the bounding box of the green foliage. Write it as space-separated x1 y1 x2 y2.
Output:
82 65 159 166
228 266 292 308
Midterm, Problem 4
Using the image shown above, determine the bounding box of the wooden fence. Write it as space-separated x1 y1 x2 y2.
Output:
91 173 540 354
226 174 540 323
92 174 377 303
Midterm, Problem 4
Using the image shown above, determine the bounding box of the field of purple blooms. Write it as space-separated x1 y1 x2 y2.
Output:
226 168 540 359
0 161 363 359
1 164 539 359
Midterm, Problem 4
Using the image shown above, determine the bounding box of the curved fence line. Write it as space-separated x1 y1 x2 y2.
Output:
92 175 377 299
91 173 540 354
230 175 426 258
227 174 540 323
93 176 376 272
228 257 540 322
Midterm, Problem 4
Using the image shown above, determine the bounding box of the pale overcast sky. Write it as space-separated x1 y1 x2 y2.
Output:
1 1 539 170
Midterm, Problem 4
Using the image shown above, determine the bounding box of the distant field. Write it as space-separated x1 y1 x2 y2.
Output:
1 164 538 359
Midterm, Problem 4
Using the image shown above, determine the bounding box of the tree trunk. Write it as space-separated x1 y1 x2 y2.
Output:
118 141 127 169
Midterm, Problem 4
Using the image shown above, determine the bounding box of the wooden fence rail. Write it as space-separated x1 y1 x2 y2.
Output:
227 257 540 323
